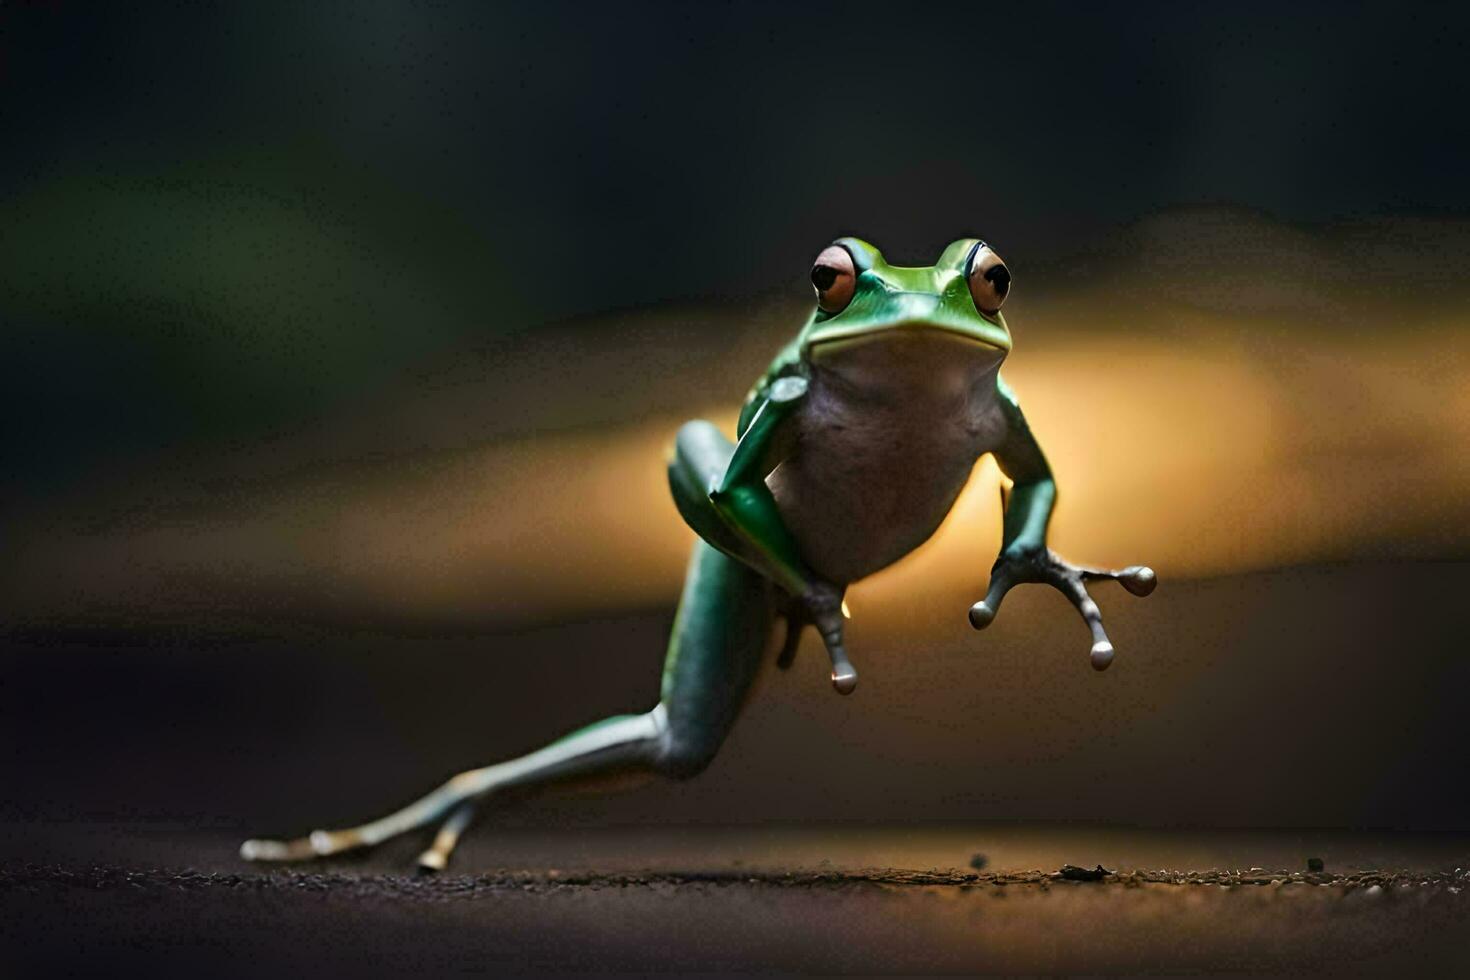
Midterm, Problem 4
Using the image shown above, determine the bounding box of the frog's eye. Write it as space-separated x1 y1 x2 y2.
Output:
967 244 1011 315
811 245 856 314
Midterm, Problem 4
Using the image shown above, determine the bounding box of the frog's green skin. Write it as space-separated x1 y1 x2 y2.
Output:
240 237 1155 872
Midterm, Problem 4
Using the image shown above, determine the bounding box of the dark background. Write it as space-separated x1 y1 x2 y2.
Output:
2 1 1468 843
5 0 1469 489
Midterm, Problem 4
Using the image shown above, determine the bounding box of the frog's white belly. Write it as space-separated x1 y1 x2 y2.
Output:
767 331 1007 586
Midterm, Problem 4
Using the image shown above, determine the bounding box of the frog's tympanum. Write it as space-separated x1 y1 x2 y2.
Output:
242 237 1156 871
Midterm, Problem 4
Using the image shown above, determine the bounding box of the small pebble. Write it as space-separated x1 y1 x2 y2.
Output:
1364 884 1383 897
1307 857 1324 872
969 853 988 871
1058 864 1111 882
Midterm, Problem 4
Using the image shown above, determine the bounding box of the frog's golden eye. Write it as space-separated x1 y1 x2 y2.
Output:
811 245 856 313
967 244 1010 315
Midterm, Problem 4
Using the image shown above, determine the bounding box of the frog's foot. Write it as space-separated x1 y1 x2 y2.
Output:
968 549 1155 670
238 828 363 862
415 803 476 873
240 793 482 871
238 774 468 864
801 581 857 694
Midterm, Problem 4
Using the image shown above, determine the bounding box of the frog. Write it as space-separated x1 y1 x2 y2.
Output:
240 236 1156 871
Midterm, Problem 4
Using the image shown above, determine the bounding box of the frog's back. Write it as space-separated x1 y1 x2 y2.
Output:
766 330 1007 586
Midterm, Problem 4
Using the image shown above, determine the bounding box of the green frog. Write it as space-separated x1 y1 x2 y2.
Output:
241 236 1155 871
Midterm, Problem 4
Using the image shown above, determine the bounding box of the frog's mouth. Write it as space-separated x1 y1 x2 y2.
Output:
804 290 1011 359
806 321 1008 362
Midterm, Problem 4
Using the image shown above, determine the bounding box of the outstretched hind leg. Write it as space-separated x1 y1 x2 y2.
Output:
240 708 667 863
240 539 775 870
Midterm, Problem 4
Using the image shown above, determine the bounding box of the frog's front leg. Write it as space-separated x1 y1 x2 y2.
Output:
968 382 1156 670
668 379 857 694
969 532 1157 669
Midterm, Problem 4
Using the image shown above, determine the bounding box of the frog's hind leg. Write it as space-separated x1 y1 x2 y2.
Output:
239 709 669 866
415 801 475 871
240 539 775 871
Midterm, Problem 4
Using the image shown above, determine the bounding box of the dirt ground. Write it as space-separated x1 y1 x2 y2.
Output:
3 562 1467 975
3 825 1468 975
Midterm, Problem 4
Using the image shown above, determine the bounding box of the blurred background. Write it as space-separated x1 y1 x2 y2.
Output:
1 1 1467 842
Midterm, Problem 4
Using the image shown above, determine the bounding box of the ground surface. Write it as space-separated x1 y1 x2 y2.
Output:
3 562 1467 975
3 825 1469 975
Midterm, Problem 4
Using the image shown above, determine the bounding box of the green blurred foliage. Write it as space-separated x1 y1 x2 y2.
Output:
0 143 514 446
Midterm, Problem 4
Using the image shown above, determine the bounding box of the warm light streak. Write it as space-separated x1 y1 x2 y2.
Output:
10 317 1468 634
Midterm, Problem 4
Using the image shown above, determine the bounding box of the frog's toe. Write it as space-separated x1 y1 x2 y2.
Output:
968 600 996 630
239 837 306 862
416 803 475 874
1051 570 1123 672
969 564 1018 631
1081 563 1158 597
1118 565 1157 596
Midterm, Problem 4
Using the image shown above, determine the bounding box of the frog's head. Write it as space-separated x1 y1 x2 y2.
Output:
799 236 1012 366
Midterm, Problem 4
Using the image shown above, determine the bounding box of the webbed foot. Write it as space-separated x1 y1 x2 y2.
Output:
241 798 478 874
969 548 1155 670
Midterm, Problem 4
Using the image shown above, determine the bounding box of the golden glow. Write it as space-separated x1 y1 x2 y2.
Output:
11 309 1469 635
